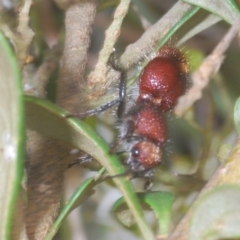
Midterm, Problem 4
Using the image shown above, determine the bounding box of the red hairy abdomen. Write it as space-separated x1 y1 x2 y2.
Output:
138 46 188 111
133 103 167 145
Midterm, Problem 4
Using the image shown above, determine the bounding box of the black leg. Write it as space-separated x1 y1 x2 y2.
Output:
113 151 126 155
104 169 132 181
144 178 153 191
66 98 120 119
68 153 93 168
109 52 127 119
131 170 154 191
110 138 122 154
143 169 154 191
125 135 147 143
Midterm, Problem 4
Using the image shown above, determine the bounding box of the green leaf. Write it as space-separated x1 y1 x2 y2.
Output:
185 48 205 71
141 192 175 235
45 169 105 240
234 97 240 135
177 12 221 46
0 32 24 239
183 0 240 24
157 6 222 48
156 6 200 48
112 191 175 235
24 96 155 240
189 185 240 240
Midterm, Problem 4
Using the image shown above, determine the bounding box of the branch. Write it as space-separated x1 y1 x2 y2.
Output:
57 1 96 113
26 2 97 239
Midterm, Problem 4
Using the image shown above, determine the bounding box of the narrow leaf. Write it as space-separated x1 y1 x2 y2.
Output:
112 191 175 235
45 172 105 240
0 32 24 239
183 0 239 23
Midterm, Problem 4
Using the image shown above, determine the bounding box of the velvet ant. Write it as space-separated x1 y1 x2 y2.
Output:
108 46 189 187
79 45 189 188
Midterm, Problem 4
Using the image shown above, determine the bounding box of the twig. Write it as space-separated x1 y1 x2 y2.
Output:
17 0 34 66
57 1 96 113
0 0 34 67
87 0 131 99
